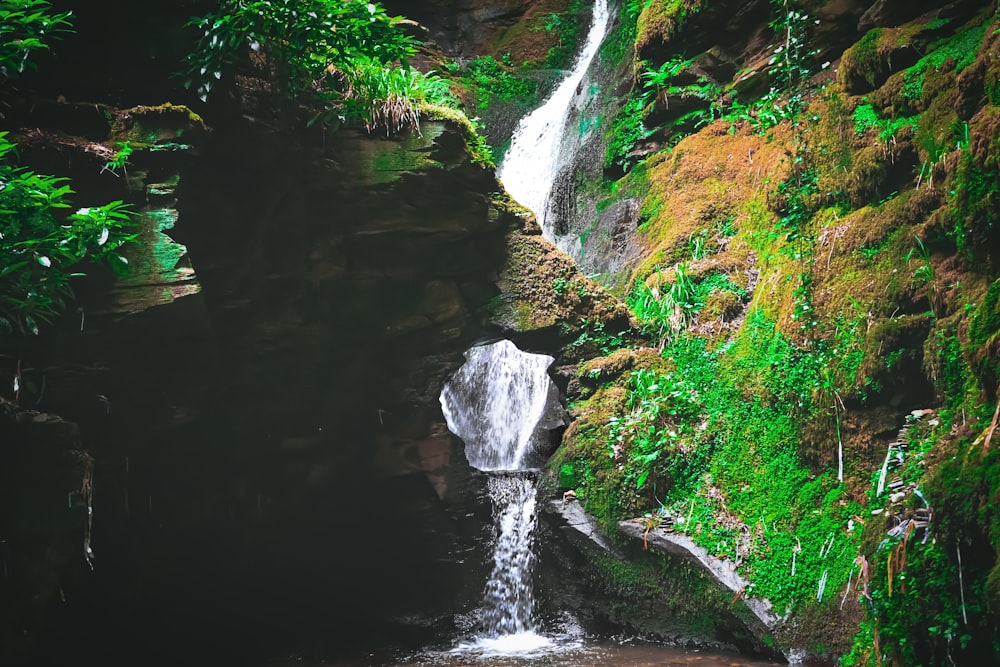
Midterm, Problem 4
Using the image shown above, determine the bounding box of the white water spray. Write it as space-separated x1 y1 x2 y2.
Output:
497 0 611 241
482 474 540 636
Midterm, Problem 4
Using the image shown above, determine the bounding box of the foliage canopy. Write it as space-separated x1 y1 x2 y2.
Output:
184 0 457 134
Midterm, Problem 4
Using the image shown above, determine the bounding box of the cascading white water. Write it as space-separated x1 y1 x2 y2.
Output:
440 340 558 471
497 0 611 242
481 474 539 636
440 340 559 652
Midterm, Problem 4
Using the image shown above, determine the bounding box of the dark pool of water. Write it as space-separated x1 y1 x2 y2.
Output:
277 636 793 667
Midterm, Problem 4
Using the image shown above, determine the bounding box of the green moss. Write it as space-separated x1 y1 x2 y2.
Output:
948 145 1000 259
852 103 917 148
701 287 743 321
839 20 931 93
846 28 884 88
586 544 775 648
846 410 1000 666
419 103 494 167
604 90 651 173
599 0 642 64
969 279 1000 349
562 310 864 617
459 55 537 110
109 103 206 147
902 22 987 101
635 0 706 53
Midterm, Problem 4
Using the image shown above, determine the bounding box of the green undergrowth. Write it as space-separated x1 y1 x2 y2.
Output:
445 55 538 110
600 0 642 65
0 3 137 338
602 0 825 176
627 266 748 345
901 22 986 102
536 0 588 69
842 402 1000 666
560 309 865 615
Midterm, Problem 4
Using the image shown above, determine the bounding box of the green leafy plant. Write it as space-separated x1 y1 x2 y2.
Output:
184 0 415 98
773 167 819 245
605 91 652 172
184 0 450 136
535 1 585 68
628 264 700 346
336 57 455 134
552 277 570 296
0 0 72 86
0 133 135 335
0 2 136 337
905 235 940 316
852 102 917 150
641 55 722 130
101 141 132 177
767 0 819 94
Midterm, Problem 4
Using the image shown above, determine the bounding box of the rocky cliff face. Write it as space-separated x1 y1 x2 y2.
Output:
0 2 629 661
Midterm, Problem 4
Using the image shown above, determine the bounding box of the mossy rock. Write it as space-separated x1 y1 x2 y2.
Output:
845 145 885 206
109 103 207 148
490 0 583 68
701 289 742 322
838 24 923 95
579 348 639 384
635 0 707 59
493 226 632 353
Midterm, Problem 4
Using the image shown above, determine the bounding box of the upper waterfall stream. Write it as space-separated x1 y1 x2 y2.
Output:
497 0 611 247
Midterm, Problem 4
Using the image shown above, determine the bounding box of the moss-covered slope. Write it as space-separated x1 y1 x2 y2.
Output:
553 1 1000 663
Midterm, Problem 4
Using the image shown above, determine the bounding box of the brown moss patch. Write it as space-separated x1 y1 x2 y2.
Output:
631 120 792 284
579 348 639 384
702 290 743 322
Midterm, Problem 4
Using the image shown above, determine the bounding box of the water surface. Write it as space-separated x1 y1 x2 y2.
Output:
283 638 786 667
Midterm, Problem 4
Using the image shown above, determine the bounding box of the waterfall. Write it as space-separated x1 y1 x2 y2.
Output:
440 340 559 471
440 340 560 652
497 0 611 248
439 2 613 653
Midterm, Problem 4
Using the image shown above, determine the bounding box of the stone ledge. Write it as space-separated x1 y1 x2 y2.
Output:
545 497 619 554
618 518 785 633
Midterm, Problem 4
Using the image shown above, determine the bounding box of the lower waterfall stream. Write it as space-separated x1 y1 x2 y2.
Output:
438 340 556 655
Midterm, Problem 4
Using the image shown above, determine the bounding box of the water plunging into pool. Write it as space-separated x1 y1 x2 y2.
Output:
440 340 560 655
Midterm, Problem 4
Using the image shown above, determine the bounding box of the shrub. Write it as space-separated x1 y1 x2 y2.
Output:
0 137 135 335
